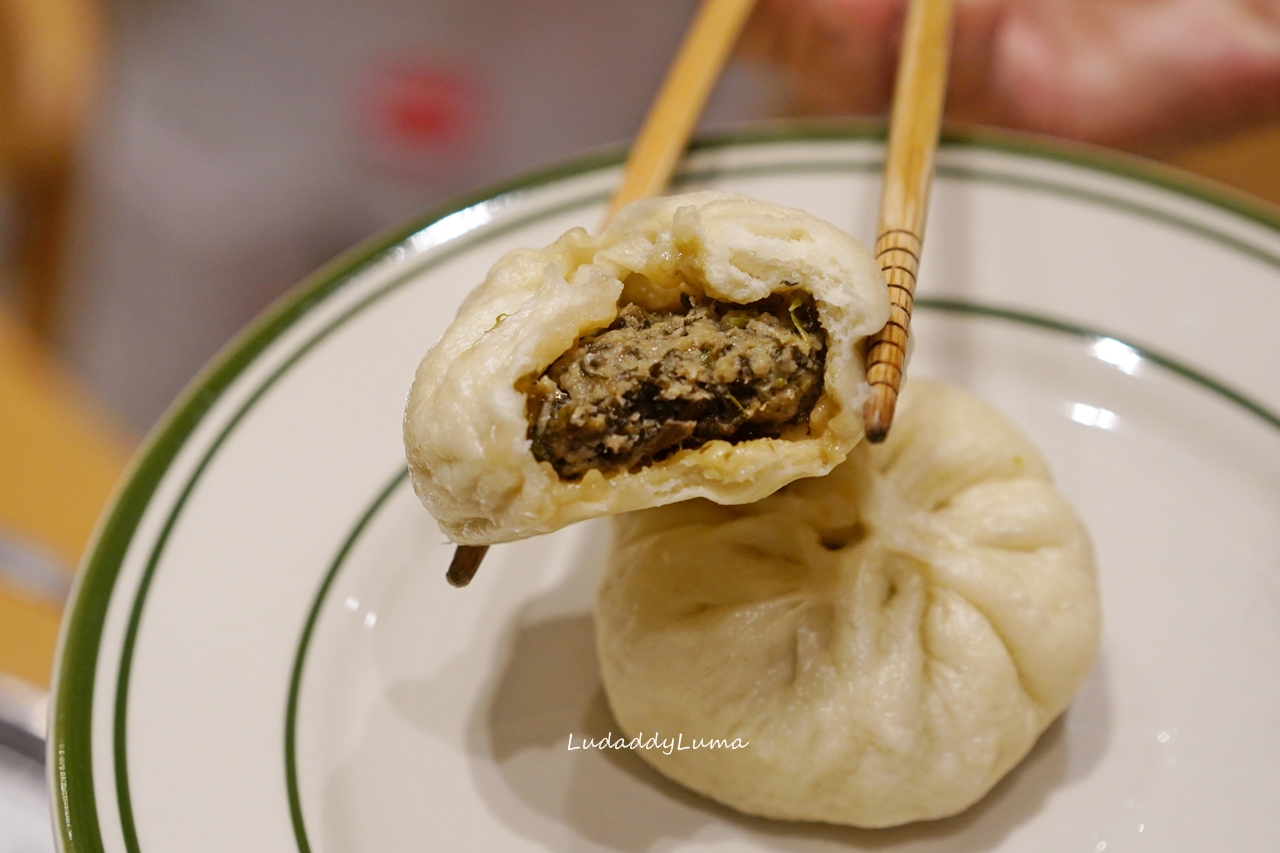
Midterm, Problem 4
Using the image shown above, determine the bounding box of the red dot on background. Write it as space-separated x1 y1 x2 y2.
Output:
362 62 488 152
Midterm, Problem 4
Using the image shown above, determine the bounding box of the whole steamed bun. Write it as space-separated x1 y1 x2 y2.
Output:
403 191 889 545
596 379 1100 827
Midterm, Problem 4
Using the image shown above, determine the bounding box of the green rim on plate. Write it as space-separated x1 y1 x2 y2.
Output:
49 123 1280 853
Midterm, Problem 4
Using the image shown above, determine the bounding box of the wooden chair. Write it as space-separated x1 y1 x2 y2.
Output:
0 0 124 690
0 306 131 688
0 0 102 336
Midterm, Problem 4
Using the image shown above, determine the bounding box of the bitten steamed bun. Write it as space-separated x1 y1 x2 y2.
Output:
404 191 889 545
596 379 1100 827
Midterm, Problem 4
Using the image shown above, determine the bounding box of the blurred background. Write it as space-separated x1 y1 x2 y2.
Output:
1 0 1278 844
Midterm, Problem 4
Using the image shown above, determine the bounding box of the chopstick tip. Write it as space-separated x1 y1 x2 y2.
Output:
447 545 488 587
863 387 898 444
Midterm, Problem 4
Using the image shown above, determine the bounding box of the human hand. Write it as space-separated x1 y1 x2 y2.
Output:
741 0 1280 151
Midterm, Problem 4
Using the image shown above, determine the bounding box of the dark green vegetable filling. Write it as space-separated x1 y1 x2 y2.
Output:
525 293 826 480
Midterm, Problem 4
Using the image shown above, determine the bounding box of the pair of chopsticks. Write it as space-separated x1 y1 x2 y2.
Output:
449 0 955 587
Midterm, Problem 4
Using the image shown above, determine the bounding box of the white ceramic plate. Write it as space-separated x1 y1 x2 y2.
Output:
51 128 1280 853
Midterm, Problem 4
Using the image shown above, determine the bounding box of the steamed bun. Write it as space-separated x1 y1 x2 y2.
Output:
404 191 889 545
596 379 1100 827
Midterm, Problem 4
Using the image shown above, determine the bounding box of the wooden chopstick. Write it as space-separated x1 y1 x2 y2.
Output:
862 0 955 443
449 0 758 587
607 0 758 218
446 544 487 587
